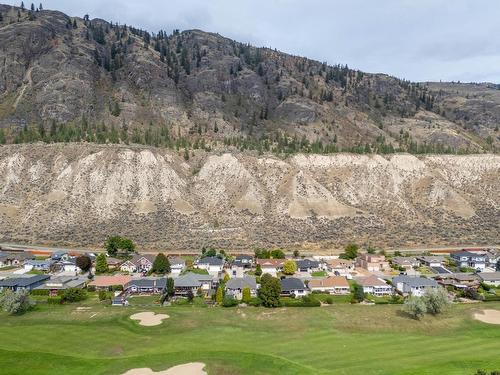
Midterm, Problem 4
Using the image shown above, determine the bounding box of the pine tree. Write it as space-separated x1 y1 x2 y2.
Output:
95 253 108 274
20 2 25 11
215 286 223 303
39 3 42 10
30 3 34 11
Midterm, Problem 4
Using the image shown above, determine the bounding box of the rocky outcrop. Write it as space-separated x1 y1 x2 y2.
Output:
0 144 497 250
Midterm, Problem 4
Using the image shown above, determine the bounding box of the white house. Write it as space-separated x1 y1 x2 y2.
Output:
392 275 439 297
416 256 444 268
256 259 284 276
196 256 224 274
356 275 393 296
280 277 309 298
450 251 486 271
225 276 257 300
169 257 186 274
478 272 500 287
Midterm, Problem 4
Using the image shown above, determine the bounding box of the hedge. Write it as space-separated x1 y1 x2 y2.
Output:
47 296 62 304
31 290 49 296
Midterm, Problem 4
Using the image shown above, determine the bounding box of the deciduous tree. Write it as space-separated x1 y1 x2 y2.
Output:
402 296 427 320
151 253 170 274
258 273 281 307
283 260 297 275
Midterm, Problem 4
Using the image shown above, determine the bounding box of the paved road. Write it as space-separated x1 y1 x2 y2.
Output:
0 242 497 256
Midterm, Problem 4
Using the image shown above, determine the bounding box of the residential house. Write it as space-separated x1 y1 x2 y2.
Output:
356 275 393 296
280 277 309 298
357 254 390 272
35 276 87 296
416 256 444 268
24 259 52 272
174 272 216 297
60 258 80 273
169 257 186 274
308 276 350 295
478 272 500 287
0 274 50 292
230 255 254 278
106 257 123 269
450 251 486 271
295 259 321 273
120 254 156 273
392 257 420 270
125 278 167 294
196 256 225 274
225 276 257 300
435 273 480 290
50 251 69 261
484 249 500 268
256 259 284 276
326 259 355 277
392 275 439 297
0 251 34 268
88 275 132 291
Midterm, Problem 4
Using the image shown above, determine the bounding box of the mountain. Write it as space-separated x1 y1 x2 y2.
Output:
0 5 498 251
0 143 498 250
0 4 499 154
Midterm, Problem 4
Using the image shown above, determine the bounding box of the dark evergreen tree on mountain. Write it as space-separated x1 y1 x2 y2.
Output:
20 1 25 11
30 3 34 11
0 12 3 22
39 3 42 10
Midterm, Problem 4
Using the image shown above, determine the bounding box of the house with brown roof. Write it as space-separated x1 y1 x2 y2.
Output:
326 259 355 276
256 259 285 276
308 276 350 295
357 254 390 272
120 254 156 273
392 257 420 270
88 275 132 290
356 275 393 296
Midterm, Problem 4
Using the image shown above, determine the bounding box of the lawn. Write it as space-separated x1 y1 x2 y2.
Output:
0 300 499 374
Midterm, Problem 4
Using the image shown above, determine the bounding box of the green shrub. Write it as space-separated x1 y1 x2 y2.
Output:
61 288 87 303
325 296 333 304
248 297 262 306
98 290 110 301
47 296 62 304
31 289 49 296
222 296 239 307
87 285 96 292
111 285 123 291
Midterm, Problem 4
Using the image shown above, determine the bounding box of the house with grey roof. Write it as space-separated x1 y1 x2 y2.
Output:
35 276 87 296
280 277 309 298
392 256 420 270
24 259 53 272
225 276 257 300
450 251 486 271
295 259 321 273
174 272 216 297
416 256 444 268
196 256 225 274
0 251 34 268
125 277 167 294
0 274 50 292
478 272 500 287
392 275 439 297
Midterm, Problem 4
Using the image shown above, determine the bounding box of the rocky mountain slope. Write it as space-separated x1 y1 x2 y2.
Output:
0 144 498 250
0 4 499 153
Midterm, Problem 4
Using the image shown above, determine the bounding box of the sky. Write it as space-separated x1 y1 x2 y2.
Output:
15 0 500 83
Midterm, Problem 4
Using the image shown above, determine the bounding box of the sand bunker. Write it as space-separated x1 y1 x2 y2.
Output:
121 363 207 375
474 309 500 325
130 312 169 326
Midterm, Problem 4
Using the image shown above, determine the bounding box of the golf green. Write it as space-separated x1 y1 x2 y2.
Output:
0 299 499 374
